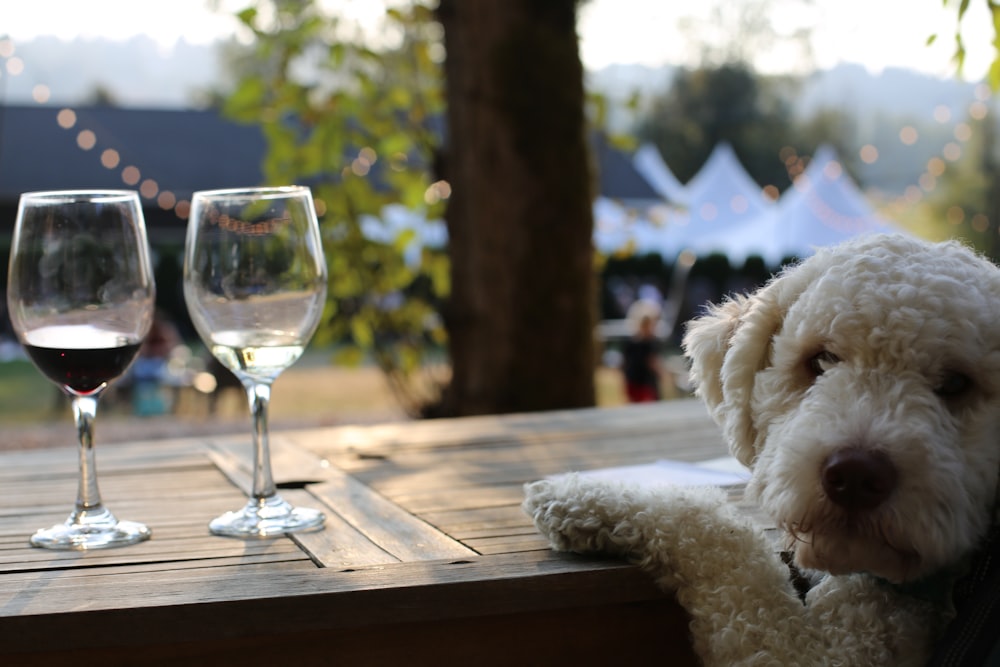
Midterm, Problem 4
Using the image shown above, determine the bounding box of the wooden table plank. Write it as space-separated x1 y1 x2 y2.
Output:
0 549 664 621
0 555 698 665
208 437 478 566
286 400 715 454
0 402 732 664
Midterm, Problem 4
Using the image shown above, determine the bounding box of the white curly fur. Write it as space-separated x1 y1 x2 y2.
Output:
524 234 1000 666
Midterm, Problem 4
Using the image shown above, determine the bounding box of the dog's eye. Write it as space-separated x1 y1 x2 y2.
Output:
935 371 973 399
807 350 840 377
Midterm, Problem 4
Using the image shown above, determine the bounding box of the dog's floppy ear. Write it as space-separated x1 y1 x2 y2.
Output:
682 256 832 467
682 292 780 467
682 296 750 416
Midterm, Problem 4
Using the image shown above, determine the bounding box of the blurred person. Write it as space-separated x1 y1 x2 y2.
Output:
131 310 182 416
621 299 663 403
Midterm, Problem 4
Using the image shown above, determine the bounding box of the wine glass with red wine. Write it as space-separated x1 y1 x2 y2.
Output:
183 186 327 538
7 190 155 549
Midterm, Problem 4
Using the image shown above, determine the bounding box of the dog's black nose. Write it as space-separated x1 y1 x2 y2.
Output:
821 448 898 511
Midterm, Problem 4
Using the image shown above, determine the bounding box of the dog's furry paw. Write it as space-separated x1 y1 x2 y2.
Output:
523 473 729 558
523 474 637 555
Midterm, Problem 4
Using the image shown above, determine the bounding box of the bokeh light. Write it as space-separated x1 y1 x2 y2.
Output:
140 179 159 198
157 190 176 209
31 84 50 103
56 108 77 129
174 200 191 219
903 185 923 203
121 165 141 185
823 160 843 180
423 180 452 205
942 142 962 161
76 129 96 150
946 206 965 225
351 158 370 176
100 148 120 169
729 194 749 214
5 57 24 75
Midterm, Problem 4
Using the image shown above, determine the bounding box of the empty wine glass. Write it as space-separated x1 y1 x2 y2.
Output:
183 186 327 538
7 190 155 550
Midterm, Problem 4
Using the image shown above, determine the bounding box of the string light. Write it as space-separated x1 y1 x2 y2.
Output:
781 85 996 237
3 33 991 234
2 38 197 223
777 150 881 233
100 148 120 169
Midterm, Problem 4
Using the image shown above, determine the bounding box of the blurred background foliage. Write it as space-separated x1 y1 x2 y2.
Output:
222 0 449 415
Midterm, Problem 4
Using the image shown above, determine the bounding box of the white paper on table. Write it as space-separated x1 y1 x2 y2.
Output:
569 457 751 488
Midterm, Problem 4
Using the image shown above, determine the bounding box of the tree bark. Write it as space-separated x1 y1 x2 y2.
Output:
437 0 596 416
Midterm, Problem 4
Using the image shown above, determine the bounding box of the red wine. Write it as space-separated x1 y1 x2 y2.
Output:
24 343 141 394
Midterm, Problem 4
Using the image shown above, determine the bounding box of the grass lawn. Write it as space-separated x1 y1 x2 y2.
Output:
0 360 60 424
0 353 672 448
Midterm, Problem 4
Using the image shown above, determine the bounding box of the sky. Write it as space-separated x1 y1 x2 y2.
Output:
575 0 994 78
0 0 994 80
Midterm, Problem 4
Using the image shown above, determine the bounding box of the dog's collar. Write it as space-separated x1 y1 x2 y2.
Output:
875 566 964 607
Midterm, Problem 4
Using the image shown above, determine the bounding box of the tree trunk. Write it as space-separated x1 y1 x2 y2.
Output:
436 0 596 416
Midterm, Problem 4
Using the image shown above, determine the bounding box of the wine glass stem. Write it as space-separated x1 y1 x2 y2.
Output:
71 394 105 512
244 380 277 501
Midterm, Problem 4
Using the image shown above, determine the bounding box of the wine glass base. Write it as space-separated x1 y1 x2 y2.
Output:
209 494 325 539
30 506 151 550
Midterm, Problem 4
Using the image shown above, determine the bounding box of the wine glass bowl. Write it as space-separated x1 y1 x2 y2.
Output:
7 190 155 550
183 186 327 538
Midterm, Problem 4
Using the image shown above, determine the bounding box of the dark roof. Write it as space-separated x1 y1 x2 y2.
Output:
0 105 664 239
0 104 265 202
592 135 662 202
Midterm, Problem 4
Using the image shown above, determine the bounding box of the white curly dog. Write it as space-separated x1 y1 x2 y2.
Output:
524 234 1000 666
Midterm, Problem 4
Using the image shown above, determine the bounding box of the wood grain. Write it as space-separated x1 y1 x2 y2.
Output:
0 400 729 663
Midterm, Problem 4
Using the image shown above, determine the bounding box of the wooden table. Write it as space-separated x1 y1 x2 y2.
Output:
0 400 732 666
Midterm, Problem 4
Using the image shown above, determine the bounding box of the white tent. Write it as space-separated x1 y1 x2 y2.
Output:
592 196 683 257
665 142 775 258
361 204 448 266
694 145 905 264
632 143 688 205
592 197 634 254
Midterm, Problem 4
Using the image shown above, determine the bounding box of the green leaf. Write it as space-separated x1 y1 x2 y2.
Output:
989 57 1000 90
350 316 374 348
333 346 365 367
236 7 258 27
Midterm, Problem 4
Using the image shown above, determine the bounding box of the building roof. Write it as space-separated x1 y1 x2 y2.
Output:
592 135 663 204
0 105 265 238
0 105 664 242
